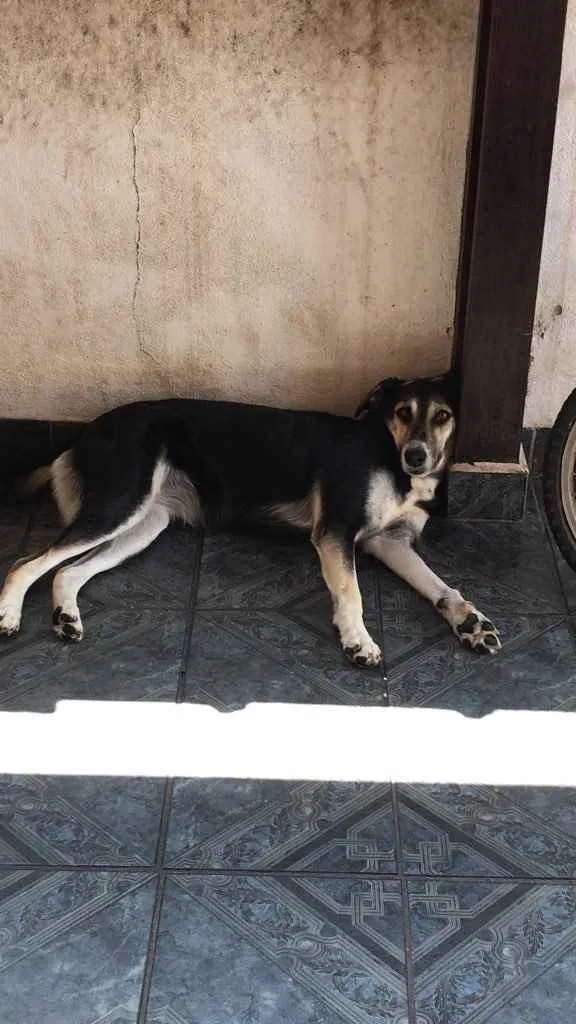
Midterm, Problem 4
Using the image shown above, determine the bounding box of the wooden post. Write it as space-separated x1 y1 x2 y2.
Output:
454 0 568 463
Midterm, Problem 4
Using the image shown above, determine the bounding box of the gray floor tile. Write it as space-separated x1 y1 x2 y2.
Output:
398 785 576 878
1 490 576 1024
408 879 576 1024
0 869 155 1024
0 606 187 711
147 874 407 1023
197 530 377 611
415 494 565 614
166 780 395 872
0 775 165 866
184 609 386 709
387 616 576 714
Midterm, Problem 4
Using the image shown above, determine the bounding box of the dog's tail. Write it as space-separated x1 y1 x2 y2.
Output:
18 465 52 498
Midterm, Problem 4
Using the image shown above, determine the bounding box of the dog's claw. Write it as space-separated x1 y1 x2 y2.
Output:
343 641 383 668
0 609 21 637
53 606 83 643
457 611 501 655
439 599 501 656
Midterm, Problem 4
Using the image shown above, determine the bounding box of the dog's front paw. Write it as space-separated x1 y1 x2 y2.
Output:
456 610 501 655
438 598 501 655
53 606 84 643
0 605 21 637
343 638 383 668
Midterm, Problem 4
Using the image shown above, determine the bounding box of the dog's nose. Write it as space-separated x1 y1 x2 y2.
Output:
403 443 427 470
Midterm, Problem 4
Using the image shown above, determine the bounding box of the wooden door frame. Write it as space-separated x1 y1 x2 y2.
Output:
453 0 568 464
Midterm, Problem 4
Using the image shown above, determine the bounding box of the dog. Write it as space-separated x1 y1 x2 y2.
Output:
0 373 501 664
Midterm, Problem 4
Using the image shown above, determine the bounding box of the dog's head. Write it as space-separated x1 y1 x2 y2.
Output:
355 372 458 477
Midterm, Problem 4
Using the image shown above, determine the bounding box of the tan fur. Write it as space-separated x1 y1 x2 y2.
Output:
387 396 455 469
22 465 52 495
159 466 203 525
312 532 381 664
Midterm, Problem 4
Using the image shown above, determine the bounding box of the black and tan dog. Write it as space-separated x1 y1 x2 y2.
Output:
0 374 501 663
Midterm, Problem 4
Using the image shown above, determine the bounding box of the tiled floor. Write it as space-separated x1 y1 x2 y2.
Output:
1 468 576 1023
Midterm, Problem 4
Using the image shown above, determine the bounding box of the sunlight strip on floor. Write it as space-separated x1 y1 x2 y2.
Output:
0 700 574 785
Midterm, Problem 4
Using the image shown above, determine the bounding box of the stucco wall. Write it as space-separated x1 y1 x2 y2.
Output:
524 0 576 427
0 0 478 422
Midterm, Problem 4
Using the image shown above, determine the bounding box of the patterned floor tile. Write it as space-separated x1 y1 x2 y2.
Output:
0 775 165 866
386 616 576 714
166 780 396 872
147 874 406 1023
0 869 155 1024
0 606 187 711
408 879 576 1024
398 785 576 878
411 494 565 614
196 530 377 612
183 609 386 709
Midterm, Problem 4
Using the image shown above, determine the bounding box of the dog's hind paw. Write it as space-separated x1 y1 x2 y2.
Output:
53 606 84 643
0 605 21 637
343 639 383 668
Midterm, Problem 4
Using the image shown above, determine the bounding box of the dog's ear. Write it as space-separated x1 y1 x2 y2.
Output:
354 377 404 420
431 368 460 411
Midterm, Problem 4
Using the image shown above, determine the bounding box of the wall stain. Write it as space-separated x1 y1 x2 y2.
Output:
1 0 476 122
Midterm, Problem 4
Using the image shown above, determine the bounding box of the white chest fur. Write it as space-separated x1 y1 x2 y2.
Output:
362 470 437 536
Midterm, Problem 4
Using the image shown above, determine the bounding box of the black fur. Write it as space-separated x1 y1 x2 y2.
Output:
1 372 478 663
63 374 452 544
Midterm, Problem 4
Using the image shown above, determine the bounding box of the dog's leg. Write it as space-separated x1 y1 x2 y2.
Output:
0 500 159 638
52 505 171 642
0 536 107 637
363 533 501 655
312 532 382 667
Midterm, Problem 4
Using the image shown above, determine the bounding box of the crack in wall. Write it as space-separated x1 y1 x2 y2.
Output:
131 113 142 345
130 113 166 378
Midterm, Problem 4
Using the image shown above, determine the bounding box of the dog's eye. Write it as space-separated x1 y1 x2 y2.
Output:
433 409 452 426
396 405 413 424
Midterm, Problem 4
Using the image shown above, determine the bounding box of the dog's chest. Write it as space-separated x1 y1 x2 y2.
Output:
363 471 436 533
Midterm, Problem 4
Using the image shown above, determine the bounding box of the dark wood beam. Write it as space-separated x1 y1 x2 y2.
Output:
454 0 568 463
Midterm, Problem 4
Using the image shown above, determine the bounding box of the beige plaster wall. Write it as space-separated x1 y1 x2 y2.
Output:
524 0 576 427
0 0 478 421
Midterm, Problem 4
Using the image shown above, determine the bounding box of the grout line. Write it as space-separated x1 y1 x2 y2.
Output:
0 863 155 873
391 785 417 1024
195 605 565 616
374 568 391 700
176 531 205 703
390 873 576 886
1 860 575 885
136 871 166 1024
161 868 576 885
154 778 174 867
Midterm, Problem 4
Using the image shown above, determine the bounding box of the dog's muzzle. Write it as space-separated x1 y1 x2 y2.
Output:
402 442 431 476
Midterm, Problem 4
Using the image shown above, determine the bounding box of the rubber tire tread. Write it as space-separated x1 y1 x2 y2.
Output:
543 387 576 572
